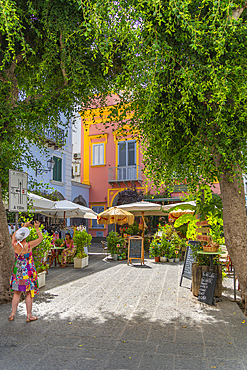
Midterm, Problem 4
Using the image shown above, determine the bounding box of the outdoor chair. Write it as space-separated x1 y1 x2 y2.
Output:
101 241 110 258
67 249 76 265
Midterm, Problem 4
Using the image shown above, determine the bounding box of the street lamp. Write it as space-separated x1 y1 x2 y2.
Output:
35 157 56 176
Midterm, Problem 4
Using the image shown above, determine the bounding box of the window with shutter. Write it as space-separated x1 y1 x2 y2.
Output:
53 156 62 182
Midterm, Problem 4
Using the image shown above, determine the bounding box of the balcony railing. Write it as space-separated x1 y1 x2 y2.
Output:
108 165 142 184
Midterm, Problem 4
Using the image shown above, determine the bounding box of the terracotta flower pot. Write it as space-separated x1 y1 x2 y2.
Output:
155 256 160 262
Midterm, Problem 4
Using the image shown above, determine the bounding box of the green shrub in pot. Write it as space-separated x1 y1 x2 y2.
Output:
73 230 92 258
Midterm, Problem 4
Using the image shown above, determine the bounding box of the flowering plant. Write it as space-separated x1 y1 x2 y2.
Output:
26 224 53 273
149 237 160 257
107 231 124 255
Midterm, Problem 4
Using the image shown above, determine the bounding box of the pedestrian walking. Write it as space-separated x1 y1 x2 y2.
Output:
9 221 43 322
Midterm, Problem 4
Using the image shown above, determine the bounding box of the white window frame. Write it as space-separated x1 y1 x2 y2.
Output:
118 140 136 167
92 143 105 165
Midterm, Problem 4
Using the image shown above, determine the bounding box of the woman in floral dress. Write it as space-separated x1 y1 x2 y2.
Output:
9 221 43 322
60 233 75 267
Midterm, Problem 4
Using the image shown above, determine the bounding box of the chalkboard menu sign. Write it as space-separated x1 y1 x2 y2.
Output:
180 241 198 286
128 236 144 265
198 271 217 305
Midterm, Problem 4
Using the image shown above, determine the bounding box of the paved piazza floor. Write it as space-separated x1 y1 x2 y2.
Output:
0 244 246 370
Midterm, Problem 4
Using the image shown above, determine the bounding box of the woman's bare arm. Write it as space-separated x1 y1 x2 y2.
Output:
29 221 43 249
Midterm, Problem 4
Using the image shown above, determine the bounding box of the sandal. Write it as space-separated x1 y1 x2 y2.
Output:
60 264 66 268
26 316 38 323
8 314 15 321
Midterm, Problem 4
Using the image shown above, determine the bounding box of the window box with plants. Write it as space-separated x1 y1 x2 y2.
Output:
73 229 92 268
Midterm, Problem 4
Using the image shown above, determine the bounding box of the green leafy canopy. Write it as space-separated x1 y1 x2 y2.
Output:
0 0 110 194
84 0 247 189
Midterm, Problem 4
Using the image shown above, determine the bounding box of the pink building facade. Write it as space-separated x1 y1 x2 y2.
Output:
79 94 220 238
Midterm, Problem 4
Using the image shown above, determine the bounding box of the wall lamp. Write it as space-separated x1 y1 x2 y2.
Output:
35 157 56 176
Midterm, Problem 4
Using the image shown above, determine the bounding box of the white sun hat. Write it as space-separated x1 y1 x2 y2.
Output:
15 227 30 242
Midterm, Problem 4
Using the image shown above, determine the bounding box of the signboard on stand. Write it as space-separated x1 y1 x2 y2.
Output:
198 271 217 305
9 170 28 212
127 236 144 265
180 241 199 286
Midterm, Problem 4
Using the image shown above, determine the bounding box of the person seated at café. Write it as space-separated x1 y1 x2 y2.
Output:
60 233 75 267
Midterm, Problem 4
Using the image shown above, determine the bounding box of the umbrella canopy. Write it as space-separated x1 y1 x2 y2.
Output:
116 201 164 216
34 200 97 220
162 201 196 212
117 200 196 216
97 207 134 225
28 193 56 211
168 209 195 222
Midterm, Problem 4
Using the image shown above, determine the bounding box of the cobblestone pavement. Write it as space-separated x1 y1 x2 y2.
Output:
0 244 246 370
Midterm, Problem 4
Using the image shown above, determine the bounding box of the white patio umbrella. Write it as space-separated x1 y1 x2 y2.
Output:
28 192 56 211
116 201 164 216
36 199 97 225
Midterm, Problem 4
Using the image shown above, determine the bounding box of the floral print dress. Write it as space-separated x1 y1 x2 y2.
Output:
61 242 75 265
10 243 39 298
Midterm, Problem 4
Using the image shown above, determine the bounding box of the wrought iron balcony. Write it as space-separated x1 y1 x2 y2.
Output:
108 165 143 186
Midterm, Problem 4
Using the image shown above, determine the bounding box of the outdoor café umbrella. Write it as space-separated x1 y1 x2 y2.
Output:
28 192 56 211
116 201 163 216
97 207 134 230
168 209 195 223
33 200 98 226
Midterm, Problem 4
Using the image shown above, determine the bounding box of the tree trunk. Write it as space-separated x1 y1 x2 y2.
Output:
0 181 15 304
219 173 247 314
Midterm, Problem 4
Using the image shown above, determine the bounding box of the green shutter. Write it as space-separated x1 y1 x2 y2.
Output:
53 156 62 182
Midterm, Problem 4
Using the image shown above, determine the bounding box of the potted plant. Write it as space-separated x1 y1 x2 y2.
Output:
159 238 169 262
107 231 124 260
73 230 92 268
149 237 160 262
125 221 141 236
167 244 176 262
26 224 53 288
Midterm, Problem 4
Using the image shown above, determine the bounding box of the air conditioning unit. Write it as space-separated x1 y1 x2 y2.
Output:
73 153 81 159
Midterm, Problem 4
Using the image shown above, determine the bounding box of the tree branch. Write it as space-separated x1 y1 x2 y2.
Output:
59 32 68 86
231 4 247 20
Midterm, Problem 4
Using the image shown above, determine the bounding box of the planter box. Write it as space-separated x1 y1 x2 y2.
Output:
112 254 118 261
175 258 180 263
168 258 174 263
192 264 222 297
154 256 160 262
38 271 46 288
74 257 89 269
160 256 167 262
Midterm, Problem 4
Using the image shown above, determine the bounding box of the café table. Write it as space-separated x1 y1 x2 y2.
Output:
197 250 224 272
49 247 64 268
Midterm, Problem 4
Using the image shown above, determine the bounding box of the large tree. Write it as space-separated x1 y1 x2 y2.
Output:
0 0 112 303
86 0 247 312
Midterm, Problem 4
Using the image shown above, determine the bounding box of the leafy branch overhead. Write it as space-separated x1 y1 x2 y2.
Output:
0 0 112 193
85 0 247 187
